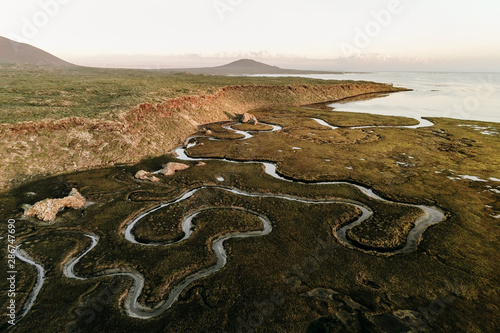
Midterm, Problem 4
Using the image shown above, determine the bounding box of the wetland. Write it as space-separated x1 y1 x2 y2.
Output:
1 92 499 332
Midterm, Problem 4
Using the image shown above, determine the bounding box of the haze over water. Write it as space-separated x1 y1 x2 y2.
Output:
254 72 500 123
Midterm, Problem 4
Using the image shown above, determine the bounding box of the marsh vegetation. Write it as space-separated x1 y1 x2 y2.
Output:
1 100 499 332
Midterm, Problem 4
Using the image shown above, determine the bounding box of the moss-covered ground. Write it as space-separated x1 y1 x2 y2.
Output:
0 105 498 332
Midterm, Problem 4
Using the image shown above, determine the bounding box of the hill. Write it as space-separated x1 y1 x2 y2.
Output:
0 36 75 67
163 59 341 75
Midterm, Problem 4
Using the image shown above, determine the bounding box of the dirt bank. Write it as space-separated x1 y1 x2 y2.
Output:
0 82 406 190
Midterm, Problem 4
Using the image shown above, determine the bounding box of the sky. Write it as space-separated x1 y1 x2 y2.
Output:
1 0 499 71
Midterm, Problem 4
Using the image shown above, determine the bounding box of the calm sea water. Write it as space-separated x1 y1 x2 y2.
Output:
252 72 500 123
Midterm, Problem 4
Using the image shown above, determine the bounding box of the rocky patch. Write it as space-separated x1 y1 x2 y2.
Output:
160 162 190 176
240 113 259 124
134 170 160 182
23 188 86 222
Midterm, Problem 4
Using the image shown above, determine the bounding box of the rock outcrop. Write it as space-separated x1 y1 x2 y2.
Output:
134 170 160 182
160 162 190 176
23 188 86 222
241 113 258 124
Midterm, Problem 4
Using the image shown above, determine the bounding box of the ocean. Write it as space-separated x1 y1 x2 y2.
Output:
252 72 500 123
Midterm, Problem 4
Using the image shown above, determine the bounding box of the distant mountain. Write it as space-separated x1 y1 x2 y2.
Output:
0 36 74 67
214 59 283 74
163 59 341 75
0 36 337 74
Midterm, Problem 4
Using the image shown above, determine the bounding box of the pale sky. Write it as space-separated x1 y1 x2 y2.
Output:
1 0 499 71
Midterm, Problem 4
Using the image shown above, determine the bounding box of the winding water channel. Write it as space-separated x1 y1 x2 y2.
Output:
14 115 445 322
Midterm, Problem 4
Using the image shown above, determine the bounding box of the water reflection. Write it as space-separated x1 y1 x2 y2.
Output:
252 72 500 123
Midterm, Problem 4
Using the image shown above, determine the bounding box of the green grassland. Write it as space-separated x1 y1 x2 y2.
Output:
1 104 499 332
0 65 404 191
0 64 358 123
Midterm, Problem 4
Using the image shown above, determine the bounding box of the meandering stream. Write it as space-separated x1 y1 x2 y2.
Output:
14 115 445 322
